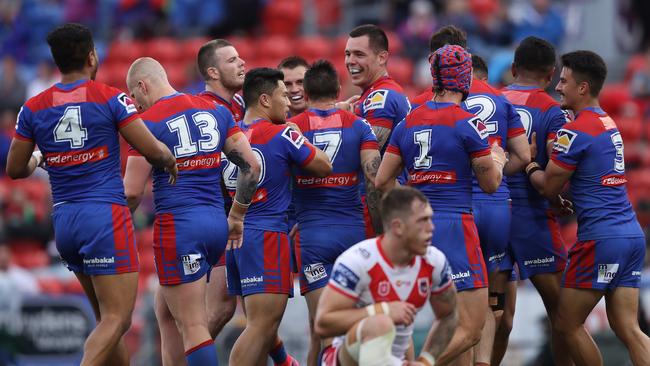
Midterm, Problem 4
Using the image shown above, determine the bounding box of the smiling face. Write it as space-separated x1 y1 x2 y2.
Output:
555 66 582 111
211 45 246 91
345 35 387 89
280 65 308 114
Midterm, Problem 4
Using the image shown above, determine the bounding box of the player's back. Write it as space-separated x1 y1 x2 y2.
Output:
290 108 378 226
502 85 567 205
329 237 452 359
551 107 643 240
225 119 316 233
387 101 491 212
15 79 138 205
464 79 525 199
138 93 236 213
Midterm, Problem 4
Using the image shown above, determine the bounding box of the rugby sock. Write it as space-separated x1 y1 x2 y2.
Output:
185 339 218 366
269 340 289 365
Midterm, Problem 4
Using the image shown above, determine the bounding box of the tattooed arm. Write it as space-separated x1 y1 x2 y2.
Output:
471 144 505 194
417 284 458 364
361 149 383 234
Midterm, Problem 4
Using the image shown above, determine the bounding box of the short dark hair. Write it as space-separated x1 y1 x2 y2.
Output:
303 60 339 101
514 36 556 75
46 23 94 74
243 67 285 107
349 24 389 53
278 56 309 70
560 50 607 97
197 39 233 80
380 186 429 226
429 25 467 52
471 54 488 78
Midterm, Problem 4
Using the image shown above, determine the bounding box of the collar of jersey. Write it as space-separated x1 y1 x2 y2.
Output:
202 90 231 105
159 92 183 102
376 235 417 268
506 84 539 91
55 79 89 91
241 118 267 129
365 74 390 92
424 100 456 110
578 106 606 117
307 107 337 116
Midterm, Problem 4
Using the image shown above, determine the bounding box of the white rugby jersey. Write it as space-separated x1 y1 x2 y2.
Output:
328 236 453 359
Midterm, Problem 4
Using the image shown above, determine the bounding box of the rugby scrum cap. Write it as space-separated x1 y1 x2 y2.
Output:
430 44 472 99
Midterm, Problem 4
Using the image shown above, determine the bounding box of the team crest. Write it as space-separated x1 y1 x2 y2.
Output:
282 126 305 149
468 117 489 139
378 280 390 297
418 278 429 297
553 129 577 153
117 93 138 114
364 90 388 111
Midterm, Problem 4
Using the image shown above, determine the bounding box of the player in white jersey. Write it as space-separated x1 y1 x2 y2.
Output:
315 187 458 366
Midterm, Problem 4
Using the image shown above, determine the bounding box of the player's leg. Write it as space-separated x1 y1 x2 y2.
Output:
230 293 290 365
554 287 603 366
154 287 186 366
491 278 516 365
605 287 650 365
305 287 325 366
529 272 574 366
206 263 237 338
336 315 397 366
79 272 138 366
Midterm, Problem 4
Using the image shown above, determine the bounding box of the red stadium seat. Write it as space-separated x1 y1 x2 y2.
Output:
105 40 146 64
10 242 49 269
385 31 403 55
624 53 649 83
181 37 212 64
63 278 86 294
145 37 182 64
262 0 302 36
37 278 64 295
387 57 414 87
96 61 131 92
616 115 643 144
229 36 257 63
296 36 333 62
256 35 293 62
163 61 189 89
599 83 630 116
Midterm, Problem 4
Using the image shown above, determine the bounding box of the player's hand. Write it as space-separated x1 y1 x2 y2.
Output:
551 195 574 216
286 122 303 136
490 142 507 169
529 132 538 160
165 162 178 185
289 223 298 242
388 301 417 326
335 95 360 112
31 150 45 168
227 215 244 249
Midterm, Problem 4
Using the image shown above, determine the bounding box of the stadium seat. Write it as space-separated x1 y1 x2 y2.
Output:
96 61 131 92
385 31 404 55
164 61 189 89
262 0 302 36
181 37 212 64
616 114 643 144
256 35 293 62
145 37 182 64
229 36 257 63
105 40 146 64
387 57 414 86
599 83 630 116
37 277 64 295
296 36 333 62
624 53 649 83
9 241 49 269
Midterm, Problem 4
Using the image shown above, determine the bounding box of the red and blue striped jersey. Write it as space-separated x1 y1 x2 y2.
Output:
387 102 491 212
14 79 138 205
223 119 317 232
551 107 643 240
198 91 245 122
130 93 240 213
501 84 569 205
289 108 378 226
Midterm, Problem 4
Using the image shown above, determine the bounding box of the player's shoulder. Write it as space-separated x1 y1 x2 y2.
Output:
411 90 433 106
22 85 54 112
470 78 501 96
338 238 380 266
88 80 126 102
564 109 612 137
377 76 406 94
423 246 447 266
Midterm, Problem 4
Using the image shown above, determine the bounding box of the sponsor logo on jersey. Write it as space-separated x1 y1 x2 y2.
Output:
601 174 627 186
488 252 506 263
295 173 358 188
176 152 221 171
468 117 489 139
282 126 306 149
553 129 577 153
417 278 429 297
409 171 457 185
524 256 555 267
451 270 471 281
304 263 327 284
357 247 371 259
440 260 452 285
117 93 138 114
332 263 359 291
83 257 115 267
363 90 388 111
377 280 390 296
241 276 263 286
45 146 109 167
597 263 619 284
181 254 201 275
632 271 642 277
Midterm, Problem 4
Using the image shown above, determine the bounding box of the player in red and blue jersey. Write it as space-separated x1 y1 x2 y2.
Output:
345 24 411 237
288 60 381 365
225 68 332 366
6 24 177 366
545 50 650 366
279 56 309 118
494 36 579 366
123 57 260 366
376 45 506 366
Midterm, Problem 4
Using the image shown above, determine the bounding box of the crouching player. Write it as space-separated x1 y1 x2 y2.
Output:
315 187 458 366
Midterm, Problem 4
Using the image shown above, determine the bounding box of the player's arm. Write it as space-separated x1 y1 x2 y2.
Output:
542 160 573 199
6 139 41 179
301 143 332 178
375 152 403 193
417 284 458 365
123 155 152 212
119 119 177 183
471 143 506 194
361 148 383 234
503 133 530 176
373 125 392 151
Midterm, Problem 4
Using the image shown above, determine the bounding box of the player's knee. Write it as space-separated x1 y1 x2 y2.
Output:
101 313 132 336
207 298 236 330
609 318 641 344
359 314 395 341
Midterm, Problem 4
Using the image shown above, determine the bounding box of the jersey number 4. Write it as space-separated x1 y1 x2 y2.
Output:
54 106 88 148
167 112 221 157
